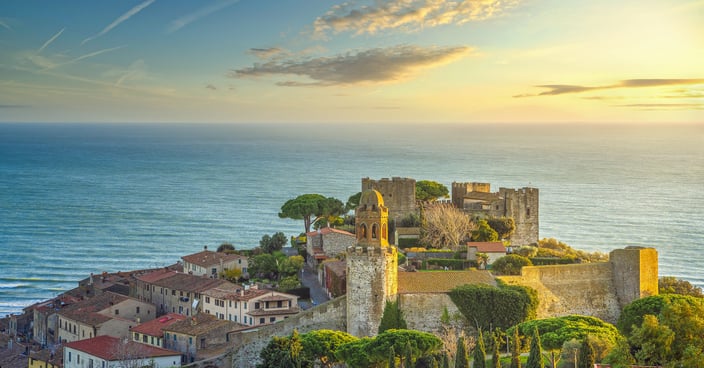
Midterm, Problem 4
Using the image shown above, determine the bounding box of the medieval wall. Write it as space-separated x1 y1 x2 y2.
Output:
346 246 398 337
398 293 460 333
362 177 417 222
227 296 347 368
495 187 539 245
611 247 659 308
451 182 491 208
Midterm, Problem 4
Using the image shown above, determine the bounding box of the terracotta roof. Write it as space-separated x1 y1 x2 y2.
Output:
58 292 130 326
323 260 346 277
65 335 180 360
149 273 230 293
164 313 246 335
467 242 507 253
137 269 179 283
306 227 354 237
130 313 186 337
181 250 247 268
247 307 299 316
258 293 295 302
397 270 496 293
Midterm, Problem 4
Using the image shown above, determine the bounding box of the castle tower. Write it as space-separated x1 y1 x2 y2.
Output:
347 189 398 337
362 177 417 223
610 247 659 308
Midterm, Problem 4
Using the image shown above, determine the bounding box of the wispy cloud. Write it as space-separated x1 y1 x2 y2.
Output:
37 28 65 54
614 103 704 110
113 59 148 87
40 45 126 71
206 84 217 90
515 79 704 97
0 19 12 31
231 44 471 86
248 47 286 60
313 0 519 37
168 0 239 33
82 0 156 45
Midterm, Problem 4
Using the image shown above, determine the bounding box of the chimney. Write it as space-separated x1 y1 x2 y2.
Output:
190 317 197 326
89 273 94 285
204 245 208 251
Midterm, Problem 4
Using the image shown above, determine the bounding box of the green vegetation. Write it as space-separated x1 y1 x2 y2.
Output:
216 242 235 252
491 255 532 276
455 336 470 368
486 217 516 241
510 327 521 368
449 283 538 331
279 194 345 233
471 219 499 242
379 298 408 333
420 203 473 249
536 238 608 263
659 276 703 297
259 232 288 254
416 180 449 202
473 330 487 368
525 328 544 368
346 192 361 212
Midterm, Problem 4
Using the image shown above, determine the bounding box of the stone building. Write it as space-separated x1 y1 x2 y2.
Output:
181 246 248 278
346 189 398 337
130 313 186 348
452 182 539 245
132 270 228 316
305 227 356 267
201 284 299 327
163 313 247 363
362 177 417 223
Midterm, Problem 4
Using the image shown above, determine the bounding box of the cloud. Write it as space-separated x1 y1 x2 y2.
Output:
313 0 519 37
248 47 286 60
82 0 156 45
37 28 65 54
231 44 471 86
168 0 239 33
206 84 217 90
614 103 704 110
40 45 126 71
516 79 704 97
113 59 148 87
0 19 12 31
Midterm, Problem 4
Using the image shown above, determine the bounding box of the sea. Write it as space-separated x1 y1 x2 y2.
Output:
1 122 702 317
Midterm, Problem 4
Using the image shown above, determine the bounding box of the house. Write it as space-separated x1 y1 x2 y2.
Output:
466 242 508 267
130 313 186 348
181 246 248 277
132 270 229 316
56 292 155 343
63 335 180 368
305 227 356 267
163 313 247 363
201 284 299 326
31 293 81 347
321 260 346 298
28 347 63 368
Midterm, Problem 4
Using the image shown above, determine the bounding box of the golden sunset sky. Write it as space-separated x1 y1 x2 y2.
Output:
1 0 702 123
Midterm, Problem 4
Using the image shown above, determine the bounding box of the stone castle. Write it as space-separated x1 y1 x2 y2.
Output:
362 177 539 245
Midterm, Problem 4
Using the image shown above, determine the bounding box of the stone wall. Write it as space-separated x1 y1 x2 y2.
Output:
362 177 417 222
398 293 460 333
611 247 659 308
228 296 347 368
496 187 539 245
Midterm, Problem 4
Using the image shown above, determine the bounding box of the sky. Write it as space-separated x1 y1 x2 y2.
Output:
0 0 703 124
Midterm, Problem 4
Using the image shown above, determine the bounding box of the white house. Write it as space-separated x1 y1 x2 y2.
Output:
63 335 181 368
181 246 248 277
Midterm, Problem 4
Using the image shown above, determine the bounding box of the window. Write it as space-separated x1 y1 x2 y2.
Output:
526 208 531 217
180 291 183 296
270 317 276 323
136 306 140 314
82 330 85 337
172 290 176 296
205 297 210 303
88 358 93 368
151 336 155 345
277 301 282 308
259 318 265 324
174 334 177 341
254 302 260 309
114 309 119 315
143 335 147 343
244 302 247 309
211 268 217 274
68 352 71 362
189 337 193 345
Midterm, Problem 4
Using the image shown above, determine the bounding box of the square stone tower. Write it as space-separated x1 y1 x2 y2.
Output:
347 189 398 337
610 246 659 309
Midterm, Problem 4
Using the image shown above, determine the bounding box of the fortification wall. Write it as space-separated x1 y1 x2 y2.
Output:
228 296 347 368
496 187 539 245
499 262 622 323
346 246 397 337
611 247 659 308
398 293 460 333
451 182 491 208
362 177 417 221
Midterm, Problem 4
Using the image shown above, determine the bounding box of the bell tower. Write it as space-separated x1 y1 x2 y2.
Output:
347 189 398 337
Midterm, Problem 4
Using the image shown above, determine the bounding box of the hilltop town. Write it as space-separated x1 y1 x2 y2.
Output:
1 177 665 368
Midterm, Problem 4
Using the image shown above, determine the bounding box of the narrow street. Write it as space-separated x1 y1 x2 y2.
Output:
298 263 330 309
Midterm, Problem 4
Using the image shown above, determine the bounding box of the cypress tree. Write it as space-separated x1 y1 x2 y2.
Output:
525 328 544 368
510 328 521 368
578 337 596 368
443 352 450 368
491 334 502 368
473 330 487 368
456 336 470 368
405 341 414 368
389 346 397 368
379 298 408 333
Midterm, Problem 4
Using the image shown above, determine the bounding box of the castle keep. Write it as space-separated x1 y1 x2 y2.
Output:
362 177 417 223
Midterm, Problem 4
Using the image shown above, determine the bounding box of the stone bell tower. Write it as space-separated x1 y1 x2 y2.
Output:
346 189 398 337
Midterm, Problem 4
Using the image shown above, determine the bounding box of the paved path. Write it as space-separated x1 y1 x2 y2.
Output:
299 263 330 309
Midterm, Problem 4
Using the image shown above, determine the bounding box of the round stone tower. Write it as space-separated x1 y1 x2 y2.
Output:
346 189 398 337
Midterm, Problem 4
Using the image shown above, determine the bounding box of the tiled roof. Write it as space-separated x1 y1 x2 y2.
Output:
65 335 180 360
58 292 130 326
397 270 496 294
150 273 230 293
247 307 299 316
130 313 186 337
467 242 507 253
323 260 346 277
258 293 295 302
306 227 354 237
181 250 247 268
136 269 179 283
164 313 246 335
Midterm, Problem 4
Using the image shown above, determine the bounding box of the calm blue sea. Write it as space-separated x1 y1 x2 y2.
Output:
1 122 703 317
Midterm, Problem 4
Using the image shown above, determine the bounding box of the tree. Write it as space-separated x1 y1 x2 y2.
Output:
216 242 235 252
491 334 502 368
491 255 532 276
404 341 414 368
577 337 595 368
219 268 242 282
277 275 301 291
258 335 297 368
525 328 544 368
300 329 357 368
278 255 305 278
471 219 499 242
420 203 473 249
346 192 361 212
249 253 278 279
455 336 470 368
449 284 538 331
318 197 346 228
473 330 486 368
379 298 408 333
416 180 449 202
335 329 442 368
659 276 704 297
260 232 288 253
389 346 397 368
290 330 303 368
486 217 516 241
510 327 521 368
629 315 674 366
279 194 327 234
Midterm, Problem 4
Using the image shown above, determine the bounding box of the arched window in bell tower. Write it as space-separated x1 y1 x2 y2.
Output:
371 224 378 239
359 224 367 240
382 224 387 241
